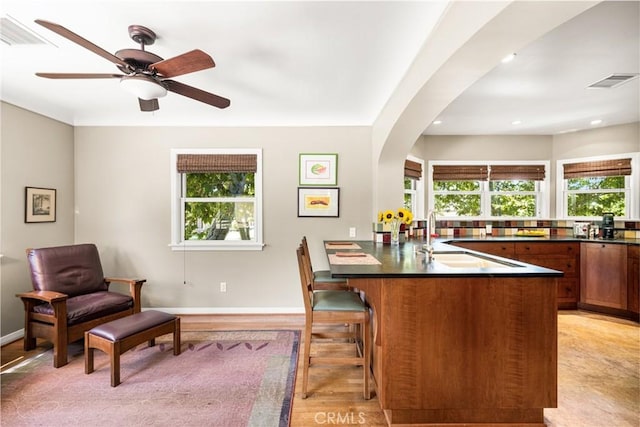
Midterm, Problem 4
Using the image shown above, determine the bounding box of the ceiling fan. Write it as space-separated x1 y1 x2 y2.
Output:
34 19 230 112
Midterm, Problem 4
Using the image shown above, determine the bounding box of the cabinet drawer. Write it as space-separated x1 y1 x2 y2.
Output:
517 255 578 275
515 242 579 256
557 278 578 300
450 241 515 258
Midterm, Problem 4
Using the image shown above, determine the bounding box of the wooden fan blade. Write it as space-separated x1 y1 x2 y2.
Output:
36 72 123 79
150 49 215 78
139 98 159 112
164 80 230 109
35 19 132 70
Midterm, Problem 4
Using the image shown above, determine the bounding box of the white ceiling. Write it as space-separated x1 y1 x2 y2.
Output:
1 1 639 135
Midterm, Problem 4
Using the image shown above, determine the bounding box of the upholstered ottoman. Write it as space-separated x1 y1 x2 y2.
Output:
84 310 181 387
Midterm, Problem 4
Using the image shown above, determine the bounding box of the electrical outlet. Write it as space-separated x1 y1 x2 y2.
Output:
349 227 356 238
220 282 227 292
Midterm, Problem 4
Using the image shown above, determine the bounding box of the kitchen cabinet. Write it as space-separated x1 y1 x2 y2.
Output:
514 242 580 309
628 246 639 315
580 242 627 310
451 240 579 308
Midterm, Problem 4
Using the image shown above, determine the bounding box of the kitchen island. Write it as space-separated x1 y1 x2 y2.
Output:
326 240 562 427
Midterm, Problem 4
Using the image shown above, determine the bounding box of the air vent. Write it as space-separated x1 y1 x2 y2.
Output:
0 16 50 45
588 73 639 89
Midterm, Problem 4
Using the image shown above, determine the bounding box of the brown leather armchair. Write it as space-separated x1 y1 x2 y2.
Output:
16 244 146 368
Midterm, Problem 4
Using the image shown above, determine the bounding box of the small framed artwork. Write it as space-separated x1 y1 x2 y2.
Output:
299 153 338 186
25 187 56 223
298 187 340 217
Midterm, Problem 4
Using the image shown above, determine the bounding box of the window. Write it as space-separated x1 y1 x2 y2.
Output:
170 149 263 251
557 153 639 219
404 157 424 218
428 161 549 219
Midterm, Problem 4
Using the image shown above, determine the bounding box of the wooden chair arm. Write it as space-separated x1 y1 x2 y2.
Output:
104 277 146 286
16 290 67 304
104 277 147 313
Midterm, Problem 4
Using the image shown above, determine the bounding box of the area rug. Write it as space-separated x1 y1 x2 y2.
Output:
1 330 299 427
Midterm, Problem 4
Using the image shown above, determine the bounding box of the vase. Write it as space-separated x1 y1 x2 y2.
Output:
390 219 401 246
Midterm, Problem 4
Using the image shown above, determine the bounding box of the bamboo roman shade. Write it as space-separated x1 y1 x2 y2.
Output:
563 158 632 179
404 160 422 180
177 154 257 173
489 165 546 181
433 164 547 181
432 165 489 181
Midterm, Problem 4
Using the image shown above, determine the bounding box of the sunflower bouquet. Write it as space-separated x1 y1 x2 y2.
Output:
377 208 414 244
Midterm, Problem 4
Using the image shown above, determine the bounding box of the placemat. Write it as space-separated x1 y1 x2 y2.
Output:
328 253 381 265
324 242 362 250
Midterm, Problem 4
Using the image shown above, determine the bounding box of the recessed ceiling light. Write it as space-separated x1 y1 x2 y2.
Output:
511 120 521 125
501 53 516 63
590 119 602 125
433 120 442 125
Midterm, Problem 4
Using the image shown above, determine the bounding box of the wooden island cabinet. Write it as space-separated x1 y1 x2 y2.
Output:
328 241 560 426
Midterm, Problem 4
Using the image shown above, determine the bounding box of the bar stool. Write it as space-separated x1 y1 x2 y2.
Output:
301 236 349 290
296 244 370 399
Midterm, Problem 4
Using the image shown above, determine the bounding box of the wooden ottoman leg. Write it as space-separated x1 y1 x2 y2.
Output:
173 317 181 356
111 341 121 387
85 332 94 374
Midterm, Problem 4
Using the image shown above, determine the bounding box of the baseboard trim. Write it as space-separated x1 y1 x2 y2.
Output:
1 329 24 347
147 307 305 315
1 307 305 345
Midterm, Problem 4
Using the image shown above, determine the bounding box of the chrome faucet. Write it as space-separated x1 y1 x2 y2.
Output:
423 210 436 262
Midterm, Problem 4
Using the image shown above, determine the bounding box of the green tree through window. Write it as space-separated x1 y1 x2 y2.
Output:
184 172 256 240
566 176 625 217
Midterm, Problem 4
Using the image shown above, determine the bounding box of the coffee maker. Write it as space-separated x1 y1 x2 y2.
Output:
602 213 615 239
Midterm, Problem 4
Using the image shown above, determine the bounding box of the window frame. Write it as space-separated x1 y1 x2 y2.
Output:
170 148 264 251
428 160 550 219
556 152 639 220
404 155 425 219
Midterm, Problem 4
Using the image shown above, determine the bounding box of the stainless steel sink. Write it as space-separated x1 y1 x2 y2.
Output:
432 252 518 269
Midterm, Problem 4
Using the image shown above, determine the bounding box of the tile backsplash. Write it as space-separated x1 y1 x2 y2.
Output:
410 219 640 240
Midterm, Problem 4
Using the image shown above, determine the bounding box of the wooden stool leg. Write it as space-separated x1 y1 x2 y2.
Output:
173 318 181 356
302 324 312 399
363 317 371 400
111 341 120 387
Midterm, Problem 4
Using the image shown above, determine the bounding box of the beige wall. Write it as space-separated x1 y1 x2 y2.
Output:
552 122 640 160
419 135 554 161
1 102 74 338
73 126 372 312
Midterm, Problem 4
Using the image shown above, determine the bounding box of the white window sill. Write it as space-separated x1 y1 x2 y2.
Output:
169 242 265 251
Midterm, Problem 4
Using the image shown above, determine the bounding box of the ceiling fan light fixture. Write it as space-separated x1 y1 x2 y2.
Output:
120 75 167 100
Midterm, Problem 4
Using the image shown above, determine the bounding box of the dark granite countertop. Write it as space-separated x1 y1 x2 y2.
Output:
326 240 563 279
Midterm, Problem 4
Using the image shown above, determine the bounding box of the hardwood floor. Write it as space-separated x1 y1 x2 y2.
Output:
2 311 638 426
